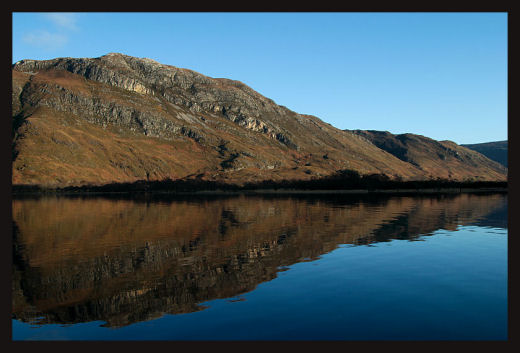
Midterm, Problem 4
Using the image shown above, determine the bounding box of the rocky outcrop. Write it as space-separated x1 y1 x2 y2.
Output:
13 54 293 146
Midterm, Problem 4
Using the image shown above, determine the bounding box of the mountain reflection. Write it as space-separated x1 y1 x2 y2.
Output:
12 193 507 327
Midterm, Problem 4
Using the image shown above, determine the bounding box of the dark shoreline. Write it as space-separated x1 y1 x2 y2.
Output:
11 170 507 196
12 186 507 197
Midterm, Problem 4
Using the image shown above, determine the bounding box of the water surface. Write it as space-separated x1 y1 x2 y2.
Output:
12 192 508 340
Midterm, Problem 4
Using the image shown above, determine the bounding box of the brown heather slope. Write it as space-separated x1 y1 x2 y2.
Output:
12 53 506 187
350 130 507 181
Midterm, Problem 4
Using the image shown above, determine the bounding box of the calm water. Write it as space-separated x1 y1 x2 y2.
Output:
11 192 508 340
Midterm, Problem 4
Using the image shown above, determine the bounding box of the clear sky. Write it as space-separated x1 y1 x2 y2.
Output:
12 12 508 144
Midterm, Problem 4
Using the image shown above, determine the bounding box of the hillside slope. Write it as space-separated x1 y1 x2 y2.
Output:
11 53 507 187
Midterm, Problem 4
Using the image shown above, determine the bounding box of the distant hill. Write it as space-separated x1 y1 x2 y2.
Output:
11 53 507 188
461 141 508 167
350 130 506 181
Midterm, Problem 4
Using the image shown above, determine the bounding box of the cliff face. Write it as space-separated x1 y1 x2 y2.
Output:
12 53 507 187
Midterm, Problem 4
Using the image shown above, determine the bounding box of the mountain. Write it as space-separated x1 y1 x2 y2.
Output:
462 141 508 168
11 53 507 188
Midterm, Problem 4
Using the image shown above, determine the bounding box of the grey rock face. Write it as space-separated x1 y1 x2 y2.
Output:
13 53 296 148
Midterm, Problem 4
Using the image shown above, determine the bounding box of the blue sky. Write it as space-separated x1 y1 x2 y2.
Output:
12 12 507 144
